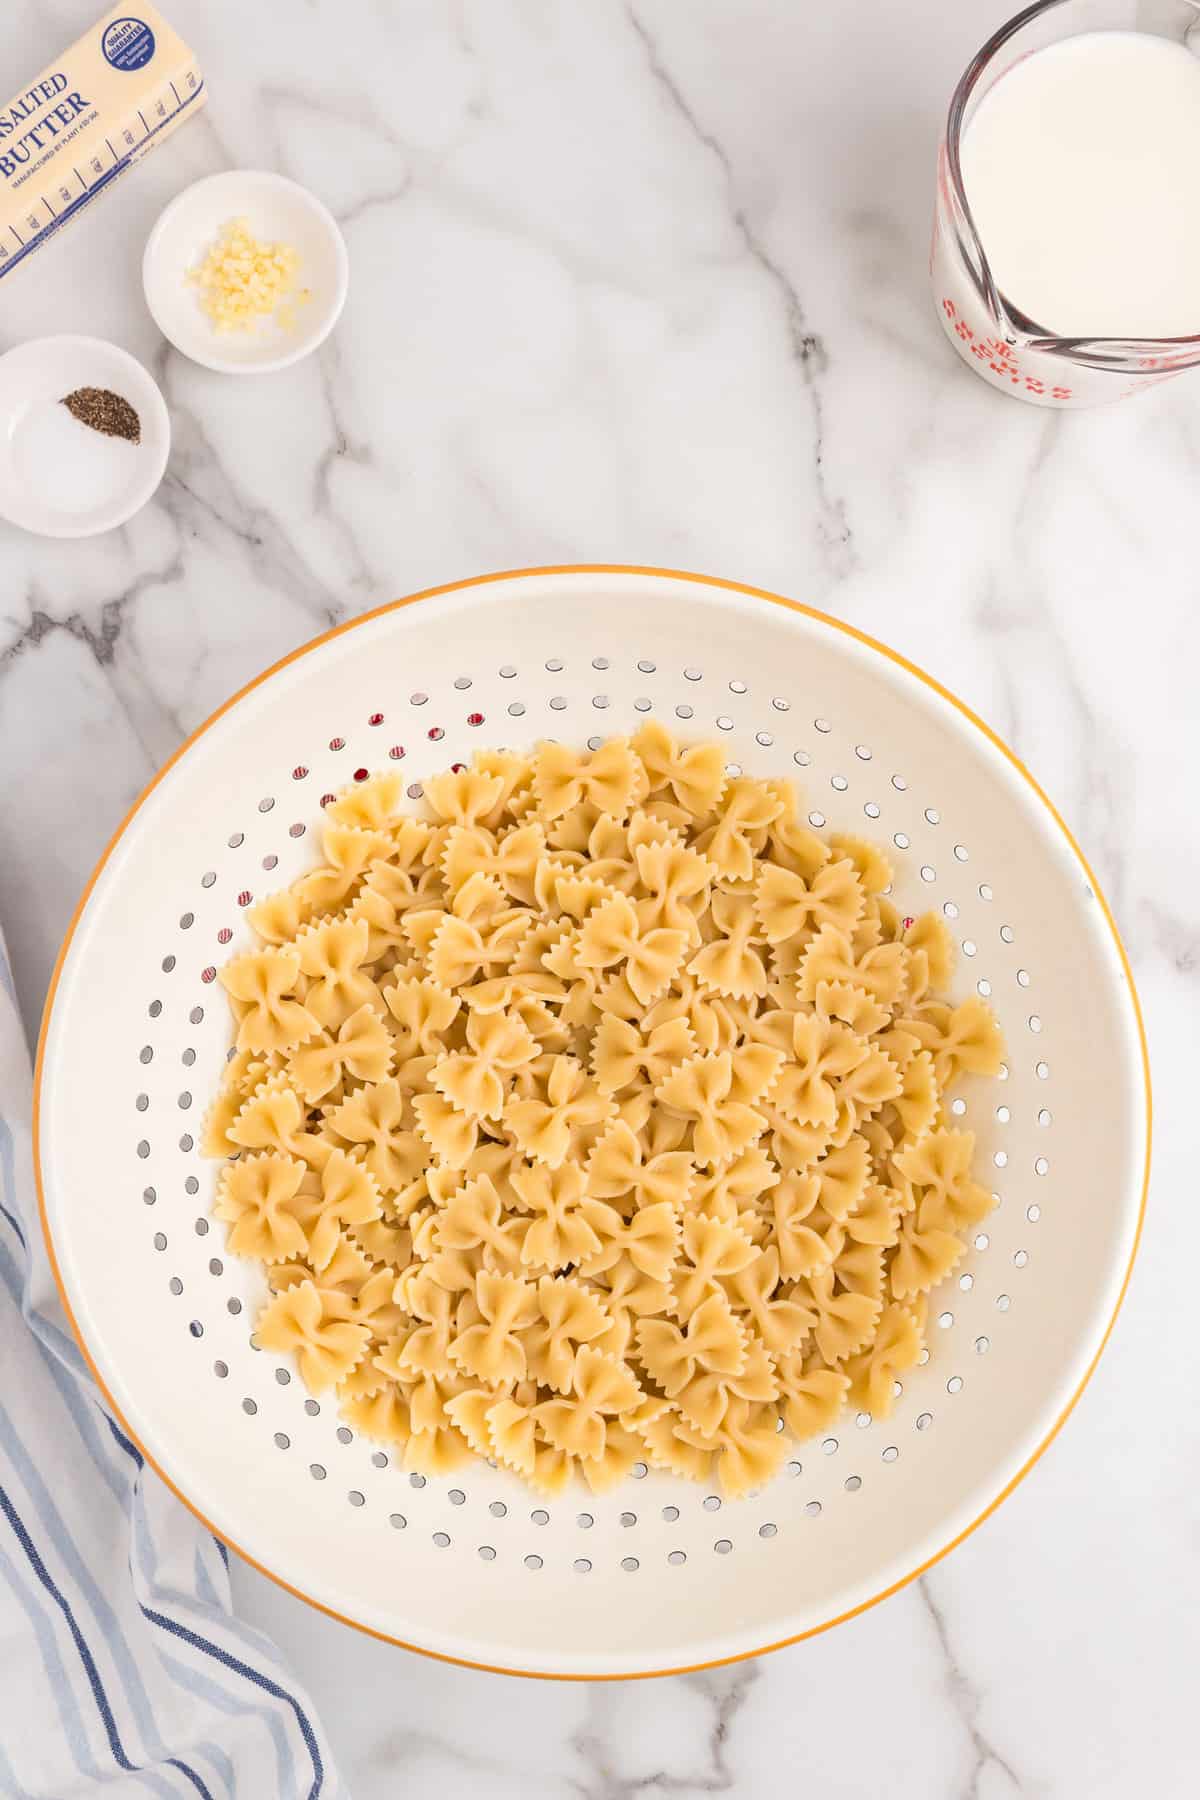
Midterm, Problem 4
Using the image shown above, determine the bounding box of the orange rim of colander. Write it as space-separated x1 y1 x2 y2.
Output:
32 565 1152 1681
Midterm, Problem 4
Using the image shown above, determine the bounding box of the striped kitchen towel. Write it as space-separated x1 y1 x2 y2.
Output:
0 930 345 1800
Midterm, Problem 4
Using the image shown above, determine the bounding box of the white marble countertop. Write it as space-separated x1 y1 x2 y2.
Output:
1 1 1195 1793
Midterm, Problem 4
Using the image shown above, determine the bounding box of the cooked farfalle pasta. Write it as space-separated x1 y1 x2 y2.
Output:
204 725 1005 1498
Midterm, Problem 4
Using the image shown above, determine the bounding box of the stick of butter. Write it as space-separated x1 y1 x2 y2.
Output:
0 4 205 282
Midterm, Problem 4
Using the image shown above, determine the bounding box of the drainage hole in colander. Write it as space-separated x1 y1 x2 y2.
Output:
336 1427 352 1445
143 1187 156 1206
882 1446 899 1463
446 1490 465 1507
637 659 656 674
226 1297 241 1315
916 1412 933 1432
153 1231 166 1250
371 1452 388 1470
489 1500 506 1518
242 1398 256 1416
188 1320 203 1338
920 865 935 882
954 843 969 862
409 1472 427 1489
805 1500 822 1517
893 832 909 850
996 1105 1010 1123
668 1550 687 1566
821 1437 838 1456
549 696 567 712
273 1432 289 1450
135 1093 149 1113
1027 1014 1042 1033
675 704 693 720
809 810 826 828
959 1272 973 1291
758 1523 778 1540
574 1558 591 1573
703 1494 722 1511
620 1512 636 1528
855 1411 871 1429
531 1508 549 1525
993 1150 1007 1168
406 783 423 800
997 1293 1011 1311
938 1311 953 1328
976 1337 991 1355
1027 1204 1041 1223
162 955 176 973
1013 1249 1029 1267
716 716 733 731
508 701 526 717
947 1375 964 1393
845 1475 863 1491
208 1258 222 1275
729 679 746 694
725 763 742 777
632 1462 648 1479
714 1538 734 1556
524 1554 542 1570
213 1360 227 1378
950 1098 967 1117
890 772 906 790
977 978 992 996
785 1462 802 1479
756 731 773 747
864 800 880 818
168 1276 183 1296
274 1367 290 1385
661 1505 679 1522
684 667 702 683
620 1557 638 1572
479 1545 496 1562
831 774 848 791
178 1091 192 1110
304 1399 320 1416
348 1491 365 1508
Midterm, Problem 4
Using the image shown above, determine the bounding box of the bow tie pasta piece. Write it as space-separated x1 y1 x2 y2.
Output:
898 994 1005 1088
694 779 785 884
523 1276 611 1393
215 1153 310 1263
504 1054 615 1168
533 738 645 822
256 1279 372 1392
293 822 392 915
586 1120 694 1213
423 766 507 827
433 1007 539 1122
207 728 1006 1497
533 1346 642 1461
656 1051 768 1170
797 923 910 1010
509 1162 603 1272
287 1003 393 1104
688 890 769 1001
321 1077 427 1196
631 720 727 816
219 947 318 1055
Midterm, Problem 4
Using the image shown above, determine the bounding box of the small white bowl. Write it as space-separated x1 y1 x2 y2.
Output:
0 336 169 538
143 170 348 374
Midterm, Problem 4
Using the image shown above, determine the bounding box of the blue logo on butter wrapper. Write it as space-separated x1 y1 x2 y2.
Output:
102 17 156 71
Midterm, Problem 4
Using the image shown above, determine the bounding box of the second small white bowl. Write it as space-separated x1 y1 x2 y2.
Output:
143 170 348 374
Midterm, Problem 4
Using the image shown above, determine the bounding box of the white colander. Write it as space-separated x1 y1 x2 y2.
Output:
35 566 1149 1679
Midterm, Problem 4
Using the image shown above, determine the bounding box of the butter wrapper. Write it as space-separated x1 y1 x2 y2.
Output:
0 4 205 281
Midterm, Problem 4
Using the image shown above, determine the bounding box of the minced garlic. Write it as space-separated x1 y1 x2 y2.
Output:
187 217 310 333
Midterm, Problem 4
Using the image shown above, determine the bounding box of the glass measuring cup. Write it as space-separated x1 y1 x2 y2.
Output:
932 0 1200 407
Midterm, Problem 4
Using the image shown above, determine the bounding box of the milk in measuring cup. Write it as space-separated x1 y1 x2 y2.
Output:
960 30 1200 339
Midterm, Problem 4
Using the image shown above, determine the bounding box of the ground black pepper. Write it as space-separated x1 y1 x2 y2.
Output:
60 386 141 445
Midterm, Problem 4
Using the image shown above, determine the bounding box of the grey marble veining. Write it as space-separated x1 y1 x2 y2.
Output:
1 1 1195 1794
